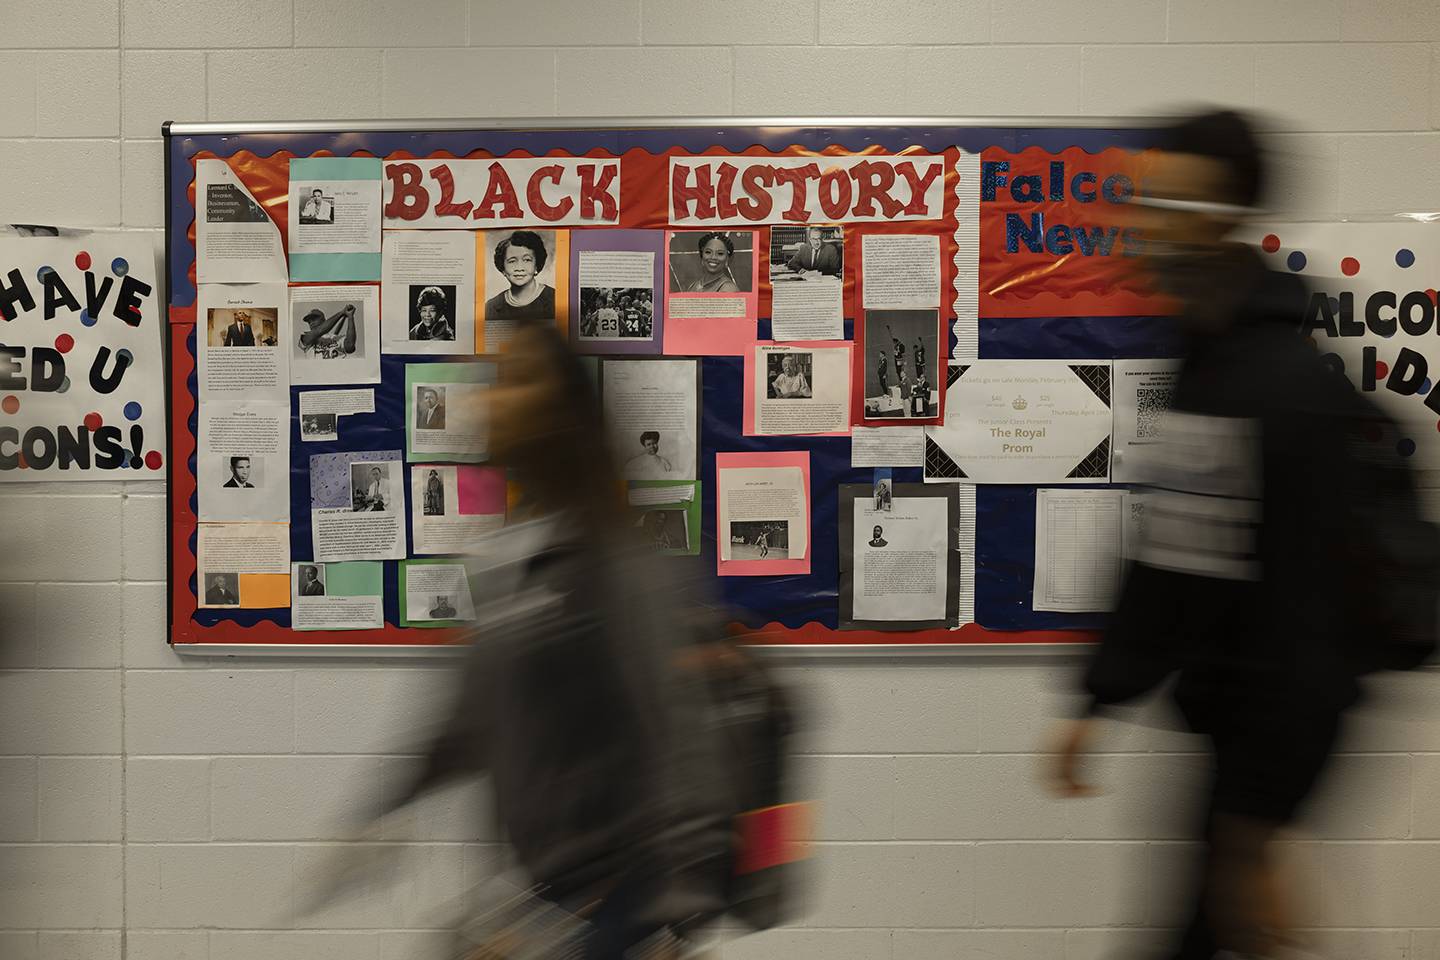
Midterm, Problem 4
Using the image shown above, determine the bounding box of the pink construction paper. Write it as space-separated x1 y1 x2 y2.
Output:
716 450 811 577
662 229 760 356
742 340 853 437
456 465 506 515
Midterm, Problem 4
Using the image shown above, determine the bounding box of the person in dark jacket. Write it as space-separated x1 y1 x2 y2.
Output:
377 320 732 958
1048 109 1433 960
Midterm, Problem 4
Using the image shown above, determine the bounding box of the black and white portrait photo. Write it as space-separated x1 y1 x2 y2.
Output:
205 572 240 606
873 478 893 513
484 229 559 323
667 231 754 294
294 300 362 362
868 523 889 548
297 187 335 224
221 455 260 489
297 564 326 597
351 462 393 512
414 386 447 430
207 306 279 347
864 309 939 419
770 224 844 278
422 468 445 516
408 284 457 342
639 508 689 551
766 352 813 399
429 595 457 619
623 430 675 480
728 520 790 561
578 286 653 340
301 413 337 439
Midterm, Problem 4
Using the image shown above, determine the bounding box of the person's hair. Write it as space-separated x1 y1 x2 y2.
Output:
229 456 248 471
311 188 323 196
232 310 250 321
494 230 548 273
639 430 660 446
503 322 624 530
806 225 824 236
428 469 438 477
303 308 325 326
416 286 448 310
370 466 381 475
420 387 436 400
302 565 316 577
1161 108 1266 209
696 231 734 256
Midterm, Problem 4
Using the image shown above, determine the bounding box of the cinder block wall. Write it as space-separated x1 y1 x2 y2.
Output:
2 2 1438 957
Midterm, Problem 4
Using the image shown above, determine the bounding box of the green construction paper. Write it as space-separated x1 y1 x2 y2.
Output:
291 157 382 180
289 251 381 282
399 558 476 628
404 361 498 463
630 481 701 557
323 561 383 597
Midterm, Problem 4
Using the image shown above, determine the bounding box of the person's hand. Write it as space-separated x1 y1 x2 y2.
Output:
1047 717 1100 798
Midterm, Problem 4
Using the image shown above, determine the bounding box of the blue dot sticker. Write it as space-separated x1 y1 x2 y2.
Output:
80 309 95 327
1287 250 1307 272
1399 438 1417 457
1422 378 1433 396
1396 248 1416 268
118 348 133 364
36 265 54 282
111 257 129 277
123 401 142 421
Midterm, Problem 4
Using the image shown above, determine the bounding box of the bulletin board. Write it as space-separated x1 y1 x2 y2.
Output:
163 117 1172 655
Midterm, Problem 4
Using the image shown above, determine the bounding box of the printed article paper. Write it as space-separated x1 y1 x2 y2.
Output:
381 230 477 354
196 283 289 398
749 344 851 436
717 466 808 562
288 157 383 281
862 234 941 309
926 361 1113 483
405 362 496 463
289 284 381 385
403 562 477 623
197 522 289 609
299 388 375 442
195 159 287 283
769 224 844 341
1112 359 1181 483
411 465 506 555
291 561 384 631
1032 488 1127 612
198 402 289 522
851 426 925 468
604 359 698 481
852 496 947 622
309 450 407 562
577 250 656 341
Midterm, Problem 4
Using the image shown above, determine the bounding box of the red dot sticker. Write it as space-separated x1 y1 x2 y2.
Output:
1341 257 1360 276
1 396 17 414
145 450 163 470
83 412 102 431
1261 234 1281 253
54 333 74 353
74 251 91 271
1428 289 1438 306
1376 360 1390 379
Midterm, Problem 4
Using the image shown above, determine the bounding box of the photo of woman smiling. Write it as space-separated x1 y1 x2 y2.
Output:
484 229 558 323
667 230 754 294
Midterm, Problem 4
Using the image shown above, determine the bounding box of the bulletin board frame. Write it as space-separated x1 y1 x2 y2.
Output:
163 115 1163 658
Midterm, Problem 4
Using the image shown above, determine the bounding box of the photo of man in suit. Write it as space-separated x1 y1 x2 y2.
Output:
223 456 254 488
205 573 238 606
223 309 257 346
415 387 446 430
298 564 325 597
869 524 888 548
786 225 842 276
429 595 456 619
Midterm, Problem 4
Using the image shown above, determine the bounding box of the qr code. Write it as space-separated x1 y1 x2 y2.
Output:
1136 387 1174 439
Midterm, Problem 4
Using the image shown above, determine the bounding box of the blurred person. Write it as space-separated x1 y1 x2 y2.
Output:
1047 109 1438 960
345 321 734 958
